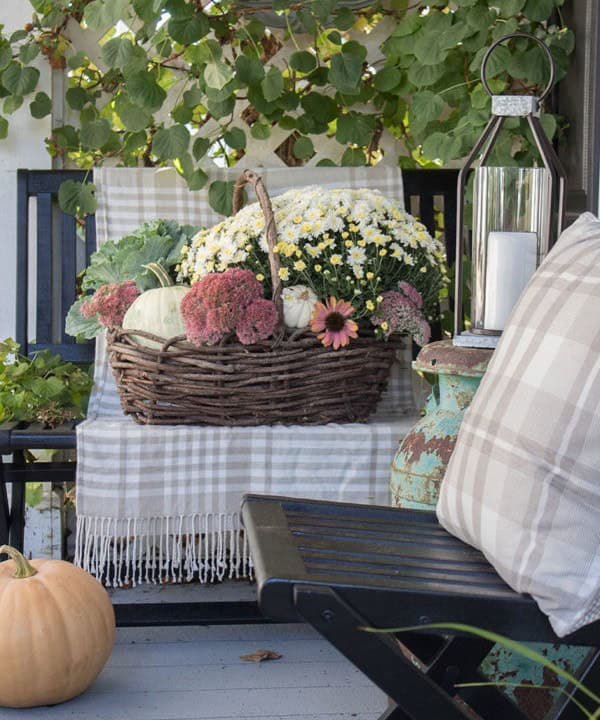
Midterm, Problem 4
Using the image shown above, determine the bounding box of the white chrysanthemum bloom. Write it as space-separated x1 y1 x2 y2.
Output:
352 201 369 221
219 245 237 263
390 242 405 260
348 246 366 265
281 226 298 243
362 226 378 243
309 219 324 236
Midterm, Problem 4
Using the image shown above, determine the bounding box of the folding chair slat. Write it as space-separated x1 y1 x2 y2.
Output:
300 553 512 589
295 561 523 598
288 515 458 539
298 544 501 575
293 530 508 571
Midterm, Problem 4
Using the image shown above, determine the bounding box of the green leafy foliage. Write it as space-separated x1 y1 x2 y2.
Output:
153 124 190 160
328 52 363 95
289 51 318 74
65 219 197 339
29 91 52 118
3 62 39 96
83 0 128 32
0 0 573 215
0 338 92 428
58 180 97 217
208 180 237 217
204 61 233 90
293 135 314 160
65 299 102 340
223 127 246 150
80 118 111 150
126 70 167 112
336 112 377 146
261 66 284 102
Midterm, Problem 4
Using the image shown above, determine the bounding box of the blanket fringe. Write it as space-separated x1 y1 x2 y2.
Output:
74 512 253 587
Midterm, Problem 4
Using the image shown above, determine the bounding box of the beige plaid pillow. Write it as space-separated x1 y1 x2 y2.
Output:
437 213 600 638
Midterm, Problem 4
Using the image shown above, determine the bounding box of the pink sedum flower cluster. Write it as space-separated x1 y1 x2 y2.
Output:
181 268 279 346
236 298 280 345
81 280 140 329
371 282 431 347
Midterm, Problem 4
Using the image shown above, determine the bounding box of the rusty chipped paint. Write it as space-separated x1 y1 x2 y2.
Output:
480 640 584 718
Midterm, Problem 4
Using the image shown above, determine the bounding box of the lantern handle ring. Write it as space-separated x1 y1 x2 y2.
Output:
481 32 556 104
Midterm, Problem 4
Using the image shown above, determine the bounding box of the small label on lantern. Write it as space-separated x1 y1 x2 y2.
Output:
484 231 537 331
491 95 539 117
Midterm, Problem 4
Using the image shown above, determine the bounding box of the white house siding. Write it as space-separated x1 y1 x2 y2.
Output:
0 0 52 342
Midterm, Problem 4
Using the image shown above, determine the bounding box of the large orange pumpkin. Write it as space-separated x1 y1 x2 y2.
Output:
0 544 115 708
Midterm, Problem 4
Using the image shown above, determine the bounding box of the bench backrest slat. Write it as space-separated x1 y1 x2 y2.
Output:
35 192 53 348
402 169 458 269
60 203 79 335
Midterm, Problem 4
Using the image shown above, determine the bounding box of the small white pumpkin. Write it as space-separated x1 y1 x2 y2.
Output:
122 263 188 349
282 285 318 329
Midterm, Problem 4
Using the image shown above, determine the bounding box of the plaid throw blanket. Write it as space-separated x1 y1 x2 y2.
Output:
75 166 418 586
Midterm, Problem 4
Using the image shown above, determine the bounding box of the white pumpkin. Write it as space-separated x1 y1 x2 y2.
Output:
282 285 318 328
122 285 188 349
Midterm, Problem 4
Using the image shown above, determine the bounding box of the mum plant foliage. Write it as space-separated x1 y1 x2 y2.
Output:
0 0 573 216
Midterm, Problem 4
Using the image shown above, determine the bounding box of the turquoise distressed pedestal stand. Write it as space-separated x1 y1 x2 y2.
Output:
390 339 587 719
390 340 491 509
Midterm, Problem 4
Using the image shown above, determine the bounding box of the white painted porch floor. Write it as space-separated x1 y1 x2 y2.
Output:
0 582 387 720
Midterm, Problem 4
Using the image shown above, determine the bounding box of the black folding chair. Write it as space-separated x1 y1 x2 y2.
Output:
241 494 600 719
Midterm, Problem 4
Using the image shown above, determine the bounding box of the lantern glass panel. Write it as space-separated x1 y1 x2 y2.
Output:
471 166 552 333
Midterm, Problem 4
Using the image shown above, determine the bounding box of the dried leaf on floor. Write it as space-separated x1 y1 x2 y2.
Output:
240 649 282 662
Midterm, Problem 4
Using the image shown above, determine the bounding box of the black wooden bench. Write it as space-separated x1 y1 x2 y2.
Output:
0 167 459 626
241 494 600 719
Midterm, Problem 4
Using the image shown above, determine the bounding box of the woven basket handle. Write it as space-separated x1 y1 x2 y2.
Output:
233 170 284 323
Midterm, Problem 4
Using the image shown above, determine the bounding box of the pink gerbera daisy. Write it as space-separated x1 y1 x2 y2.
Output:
310 296 358 350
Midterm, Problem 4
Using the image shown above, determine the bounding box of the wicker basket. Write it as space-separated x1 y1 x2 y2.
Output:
107 170 402 426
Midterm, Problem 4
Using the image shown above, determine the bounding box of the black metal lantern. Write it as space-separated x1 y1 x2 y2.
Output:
454 33 567 347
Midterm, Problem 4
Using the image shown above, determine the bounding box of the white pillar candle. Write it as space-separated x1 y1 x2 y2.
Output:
484 231 537 331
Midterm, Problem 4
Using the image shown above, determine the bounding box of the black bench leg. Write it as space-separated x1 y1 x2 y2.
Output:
9 450 26 552
550 647 600 719
294 585 474 720
377 701 412 719
425 635 529 720
0 456 10 547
